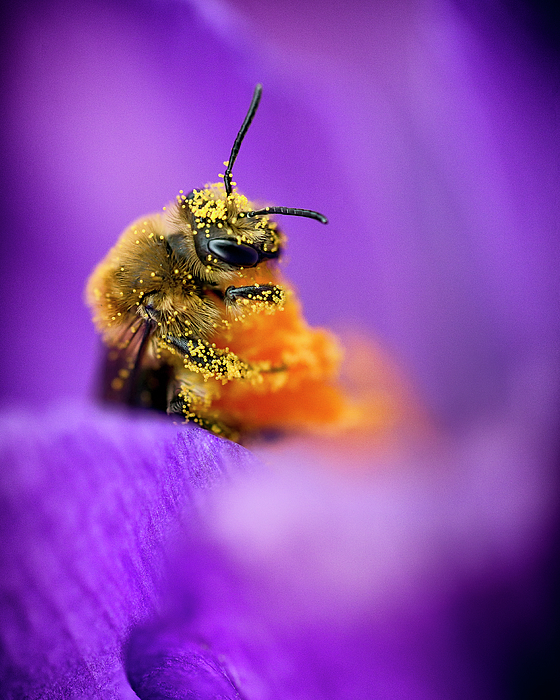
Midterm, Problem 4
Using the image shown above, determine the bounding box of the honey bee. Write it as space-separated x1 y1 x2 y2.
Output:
87 84 338 440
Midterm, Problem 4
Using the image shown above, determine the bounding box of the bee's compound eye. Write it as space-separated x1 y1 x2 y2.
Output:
208 239 259 267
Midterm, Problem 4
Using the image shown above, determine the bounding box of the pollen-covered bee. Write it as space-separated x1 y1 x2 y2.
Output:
87 84 350 441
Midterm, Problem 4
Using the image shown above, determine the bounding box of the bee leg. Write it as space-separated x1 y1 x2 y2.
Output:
225 284 284 307
167 378 239 440
163 335 255 381
169 398 237 439
167 378 206 416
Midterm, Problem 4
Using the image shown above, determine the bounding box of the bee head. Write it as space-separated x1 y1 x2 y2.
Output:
175 185 282 270
168 84 327 278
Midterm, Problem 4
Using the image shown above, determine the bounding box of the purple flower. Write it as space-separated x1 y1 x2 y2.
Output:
1 0 558 698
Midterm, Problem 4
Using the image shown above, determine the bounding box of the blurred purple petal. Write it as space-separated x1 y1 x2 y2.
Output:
122 411 558 698
125 624 243 700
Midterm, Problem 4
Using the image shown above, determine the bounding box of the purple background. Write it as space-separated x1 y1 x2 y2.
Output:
1 1 559 697
1 0 557 427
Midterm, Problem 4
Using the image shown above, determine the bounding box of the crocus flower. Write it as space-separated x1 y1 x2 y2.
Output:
1 1 558 698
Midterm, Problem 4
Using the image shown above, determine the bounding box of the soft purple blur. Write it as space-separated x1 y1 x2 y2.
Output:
1 0 559 698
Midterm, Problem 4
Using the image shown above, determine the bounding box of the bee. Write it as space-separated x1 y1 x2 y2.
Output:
87 84 339 440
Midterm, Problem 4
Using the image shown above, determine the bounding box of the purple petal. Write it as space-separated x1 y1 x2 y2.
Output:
0 404 255 698
125 624 243 700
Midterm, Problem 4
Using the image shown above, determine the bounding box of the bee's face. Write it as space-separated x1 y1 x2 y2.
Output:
174 184 283 272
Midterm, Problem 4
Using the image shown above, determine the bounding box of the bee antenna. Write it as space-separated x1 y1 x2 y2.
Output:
247 207 328 225
224 84 263 196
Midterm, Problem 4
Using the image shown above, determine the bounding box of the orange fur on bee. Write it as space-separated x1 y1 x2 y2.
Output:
209 285 349 433
199 274 414 440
